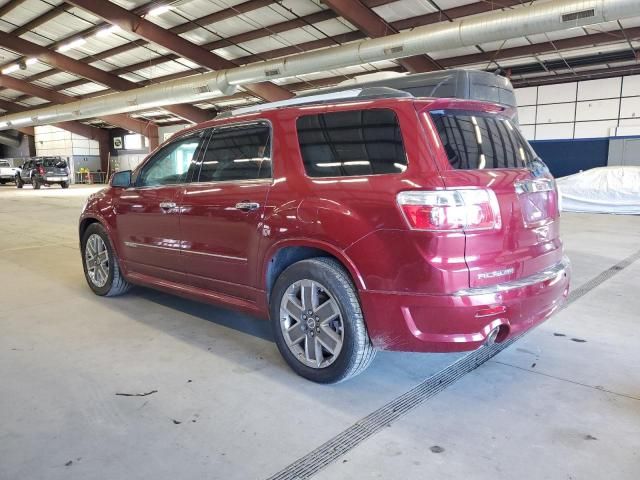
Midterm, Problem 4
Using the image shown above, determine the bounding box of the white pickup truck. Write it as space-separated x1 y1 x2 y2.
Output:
0 160 20 185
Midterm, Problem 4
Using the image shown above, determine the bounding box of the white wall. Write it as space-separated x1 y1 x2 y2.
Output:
34 125 100 157
158 123 190 143
516 74 640 141
111 153 147 171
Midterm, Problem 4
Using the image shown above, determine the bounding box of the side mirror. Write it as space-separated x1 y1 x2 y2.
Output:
111 170 132 188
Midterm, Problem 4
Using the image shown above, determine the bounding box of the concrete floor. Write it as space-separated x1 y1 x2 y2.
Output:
0 184 638 480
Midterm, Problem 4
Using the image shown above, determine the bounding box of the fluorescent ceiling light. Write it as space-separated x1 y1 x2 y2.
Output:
96 25 121 37
1 64 20 74
25 58 38 66
57 38 87 53
148 5 172 16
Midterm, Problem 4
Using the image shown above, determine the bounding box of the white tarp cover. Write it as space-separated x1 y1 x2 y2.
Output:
557 166 640 214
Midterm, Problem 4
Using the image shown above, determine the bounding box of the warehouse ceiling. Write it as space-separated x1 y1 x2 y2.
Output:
0 0 639 133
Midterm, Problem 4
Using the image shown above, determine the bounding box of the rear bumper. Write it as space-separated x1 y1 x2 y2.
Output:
44 175 69 182
360 256 571 352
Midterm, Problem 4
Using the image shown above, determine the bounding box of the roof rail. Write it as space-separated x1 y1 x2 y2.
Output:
220 87 412 118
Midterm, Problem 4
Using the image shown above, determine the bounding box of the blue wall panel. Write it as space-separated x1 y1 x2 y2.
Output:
530 138 609 178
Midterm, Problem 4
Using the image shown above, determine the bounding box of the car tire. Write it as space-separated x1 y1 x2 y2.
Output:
81 223 132 297
61 181 69 189
270 257 376 383
32 178 40 190
16 176 23 188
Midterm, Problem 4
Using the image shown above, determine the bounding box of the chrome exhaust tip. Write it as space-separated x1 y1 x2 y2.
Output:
485 327 501 346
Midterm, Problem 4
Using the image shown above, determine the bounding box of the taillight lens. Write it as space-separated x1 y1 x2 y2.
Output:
397 189 501 231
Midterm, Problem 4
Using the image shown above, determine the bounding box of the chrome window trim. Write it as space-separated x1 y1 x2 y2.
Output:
455 256 570 296
184 177 274 188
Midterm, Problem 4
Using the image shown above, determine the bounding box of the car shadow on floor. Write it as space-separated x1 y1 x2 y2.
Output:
133 285 275 342
96 282 467 391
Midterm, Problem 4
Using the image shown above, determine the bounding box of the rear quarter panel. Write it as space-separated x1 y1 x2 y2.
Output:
256 101 468 295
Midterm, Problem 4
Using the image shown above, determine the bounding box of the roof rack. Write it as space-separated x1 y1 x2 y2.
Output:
219 87 413 118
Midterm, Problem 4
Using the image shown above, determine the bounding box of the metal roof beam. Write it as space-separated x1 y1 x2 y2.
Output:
12 0 511 97
0 32 211 125
0 74 157 143
438 27 640 68
0 93 107 142
14 23 639 109
512 63 640 87
66 0 293 102
2 83 113 170
81 10 339 80
322 0 441 73
0 0 274 74
385 0 523 31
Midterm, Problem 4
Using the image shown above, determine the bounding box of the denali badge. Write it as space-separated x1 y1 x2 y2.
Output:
478 268 515 280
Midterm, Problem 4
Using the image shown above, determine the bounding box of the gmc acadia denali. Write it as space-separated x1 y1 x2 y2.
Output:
79 89 570 383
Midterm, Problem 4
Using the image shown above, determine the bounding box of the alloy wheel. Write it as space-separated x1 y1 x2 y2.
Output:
85 234 110 288
279 279 344 369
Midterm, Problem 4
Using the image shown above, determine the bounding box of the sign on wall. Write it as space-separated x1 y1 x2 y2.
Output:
113 136 123 149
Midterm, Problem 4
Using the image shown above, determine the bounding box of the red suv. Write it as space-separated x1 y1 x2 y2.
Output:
79 90 570 383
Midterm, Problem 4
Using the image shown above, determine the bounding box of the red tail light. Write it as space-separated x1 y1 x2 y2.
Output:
397 189 501 231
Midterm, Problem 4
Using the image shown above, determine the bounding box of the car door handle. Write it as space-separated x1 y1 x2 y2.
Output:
235 201 260 212
159 201 177 210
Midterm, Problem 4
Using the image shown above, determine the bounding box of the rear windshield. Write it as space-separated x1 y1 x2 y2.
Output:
430 110 534 169
42 158 67 168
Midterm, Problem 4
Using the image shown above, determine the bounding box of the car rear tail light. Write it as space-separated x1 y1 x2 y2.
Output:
397 189 501 231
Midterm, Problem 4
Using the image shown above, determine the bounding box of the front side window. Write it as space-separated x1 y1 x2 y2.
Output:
430 110 534 169
136 135 201 187
196 122 271 182
296 109 408 177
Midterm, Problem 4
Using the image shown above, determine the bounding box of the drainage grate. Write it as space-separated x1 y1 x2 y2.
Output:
265 249 640 480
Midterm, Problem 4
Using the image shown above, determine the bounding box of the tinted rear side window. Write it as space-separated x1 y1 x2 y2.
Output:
197 123 271 182
430 110 534 169
296 109 407 177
